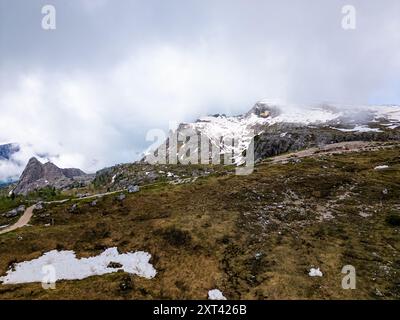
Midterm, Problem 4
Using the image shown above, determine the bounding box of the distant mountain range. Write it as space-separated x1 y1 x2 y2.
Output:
4 101 400 195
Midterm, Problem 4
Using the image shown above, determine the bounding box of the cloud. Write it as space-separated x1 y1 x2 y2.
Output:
1 0 400 179
0 42 286 177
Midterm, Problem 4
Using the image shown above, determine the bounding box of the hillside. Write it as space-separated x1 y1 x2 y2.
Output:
0 141 399 299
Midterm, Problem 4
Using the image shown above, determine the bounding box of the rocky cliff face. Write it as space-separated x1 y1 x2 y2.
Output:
13 157 88 195
143 101 400 165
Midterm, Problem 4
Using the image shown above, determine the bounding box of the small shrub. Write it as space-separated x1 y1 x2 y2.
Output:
161 226 192 247
386 214 400 227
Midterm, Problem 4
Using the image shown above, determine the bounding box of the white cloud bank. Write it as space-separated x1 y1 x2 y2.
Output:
1 1 400 180
0 43 287 179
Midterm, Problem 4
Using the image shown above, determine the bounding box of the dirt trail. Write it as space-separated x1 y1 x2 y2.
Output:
0 206 35 235
269 141 372 164
0 190 126 235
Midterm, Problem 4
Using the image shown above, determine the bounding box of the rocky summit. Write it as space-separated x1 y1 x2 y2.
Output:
12 157 88 195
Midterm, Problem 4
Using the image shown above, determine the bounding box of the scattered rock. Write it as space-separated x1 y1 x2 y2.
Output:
119 275 133 292
69 204 78 213
208 289 227 300
108 261 123 269
309 267 323 277
359 211 372 218
117 194 126 201
4 209 18 218
127 185 140 193
90 200 97 207
77 193 90 198
374 288 384 297
16 205 26 213
35 202 44 210
255 252 263 260
374 165 389 170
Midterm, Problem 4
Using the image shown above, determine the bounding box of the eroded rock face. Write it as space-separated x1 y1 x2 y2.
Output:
254 124 400 160
13 157 88 195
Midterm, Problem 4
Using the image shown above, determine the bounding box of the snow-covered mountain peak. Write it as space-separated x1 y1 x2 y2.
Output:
144 101 400 166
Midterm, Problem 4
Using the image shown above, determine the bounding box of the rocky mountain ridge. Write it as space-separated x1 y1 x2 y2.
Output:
13 157 89 195
144 101 400 165
6 101 400 195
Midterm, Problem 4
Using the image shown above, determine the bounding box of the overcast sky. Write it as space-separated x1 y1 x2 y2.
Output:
1 0 400 178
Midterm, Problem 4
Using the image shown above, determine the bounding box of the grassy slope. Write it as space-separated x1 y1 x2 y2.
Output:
0 145 399 299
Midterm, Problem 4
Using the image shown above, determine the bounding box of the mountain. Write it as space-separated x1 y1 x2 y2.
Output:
1 101 400 300
13 157 88 195
2 139 400 299
144 101 400 165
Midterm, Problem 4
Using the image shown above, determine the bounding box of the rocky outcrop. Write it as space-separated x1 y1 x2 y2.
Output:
254 123 400 160
13 157 88 195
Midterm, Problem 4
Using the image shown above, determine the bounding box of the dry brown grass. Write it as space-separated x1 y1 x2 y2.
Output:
0 145 399 299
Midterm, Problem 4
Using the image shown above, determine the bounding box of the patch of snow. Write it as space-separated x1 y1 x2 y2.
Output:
111 174 117 184
369 105 400 123
309 268 323 277
381 123 400 129
0 247 156 285
374 165 389 170
0 224 9 229
192 113 269 165
331 125 382 133
268 108 342 125
208 289 227 300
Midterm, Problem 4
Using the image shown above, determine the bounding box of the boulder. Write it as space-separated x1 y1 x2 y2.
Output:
69 203 78 213
117 194 126 201
4 209 18 218
128 185 140 193
107 261 123 269
35 202 44 210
